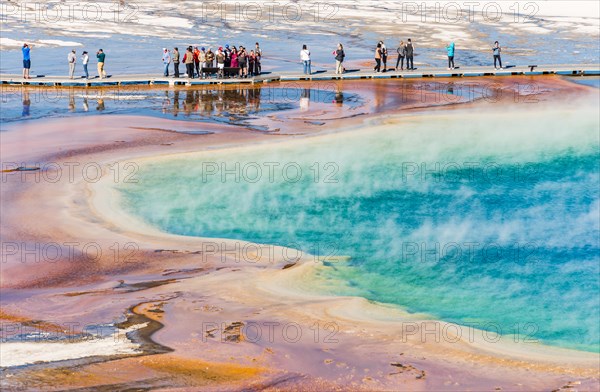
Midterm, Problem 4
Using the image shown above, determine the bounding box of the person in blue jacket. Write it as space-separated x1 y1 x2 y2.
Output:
446 42 455 70
22 43 32 79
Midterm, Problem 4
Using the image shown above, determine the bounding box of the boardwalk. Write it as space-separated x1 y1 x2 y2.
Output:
1 64 598 87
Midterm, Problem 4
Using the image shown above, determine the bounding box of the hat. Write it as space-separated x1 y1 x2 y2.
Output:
201 47 205 51
219 46 223 51
225 44 229 48
163 48 167 51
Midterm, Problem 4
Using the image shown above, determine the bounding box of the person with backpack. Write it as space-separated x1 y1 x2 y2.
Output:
492 41 502 69
405 39 414 70
395 41 406 71
162 48 171 77
446 41 455 70
334 43 345 74
374 42 382 72
300 44 311 75
173 47 180 77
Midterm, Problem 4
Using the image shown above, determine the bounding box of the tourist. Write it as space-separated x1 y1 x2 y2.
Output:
96 49 107 79
81 51 89 79
238 46 248 78
395 41 406 70
255 42 262 74
406 39 414 70
193 46 201 77
380 41 388 72
493 41 502 69
206 48 215 68
173 47 180 77
334 43 345 74
231 46 239 69
68 49 77 79
162 48 171 77
197 47 206 78
183 46 195 78
224 44 231 67
22 43 31 79
374 42 382 72
249 50 256 76
447 41 455 70
301 44 311 75
216 47 225 78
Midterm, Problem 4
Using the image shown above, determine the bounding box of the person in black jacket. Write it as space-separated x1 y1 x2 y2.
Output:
395 41 406 71
335 43 345 74
380 41 388 72
405 39 415 70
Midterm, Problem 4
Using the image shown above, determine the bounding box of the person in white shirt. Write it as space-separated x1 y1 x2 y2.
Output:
81 51 89 79
300 45 311 75
68 50 76 79
162 48 171 77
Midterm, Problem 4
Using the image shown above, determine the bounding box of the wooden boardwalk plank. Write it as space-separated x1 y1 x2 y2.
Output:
1 64 598 88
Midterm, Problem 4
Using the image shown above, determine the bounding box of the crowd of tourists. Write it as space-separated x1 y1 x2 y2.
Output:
19 39 506 79
162 43 263 79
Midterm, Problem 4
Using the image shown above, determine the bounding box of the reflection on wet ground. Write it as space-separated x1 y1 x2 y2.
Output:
0 79 531 131
1 77 583 134
0 84 362 129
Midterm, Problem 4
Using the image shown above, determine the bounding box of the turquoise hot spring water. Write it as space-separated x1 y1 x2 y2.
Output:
117 105 600 352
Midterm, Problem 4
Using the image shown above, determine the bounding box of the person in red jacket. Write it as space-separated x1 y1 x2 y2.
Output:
193 46 200 77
